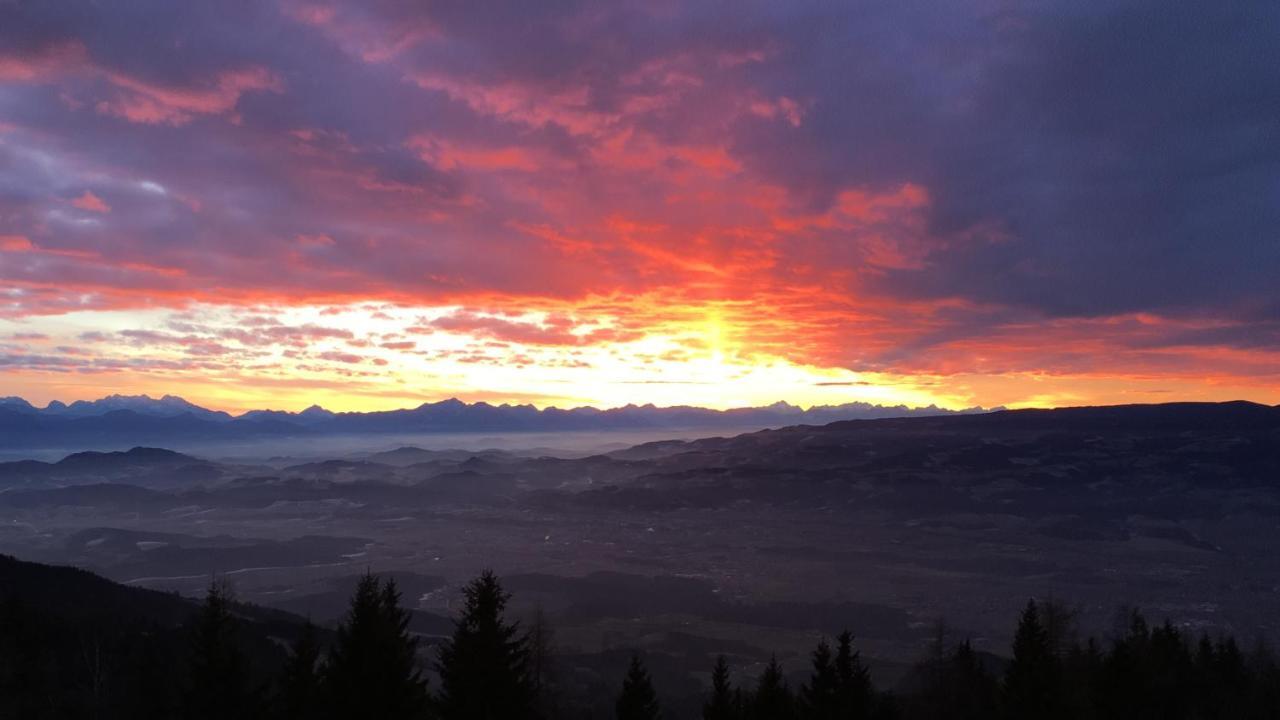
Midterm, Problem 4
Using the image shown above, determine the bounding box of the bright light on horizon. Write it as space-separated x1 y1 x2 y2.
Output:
3 301 1276 415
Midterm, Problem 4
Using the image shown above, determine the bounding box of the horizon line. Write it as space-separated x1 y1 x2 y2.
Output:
0 391 1006 418
5 392 1276 419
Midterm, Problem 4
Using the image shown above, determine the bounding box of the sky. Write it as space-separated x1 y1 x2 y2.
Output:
0 1 1277 414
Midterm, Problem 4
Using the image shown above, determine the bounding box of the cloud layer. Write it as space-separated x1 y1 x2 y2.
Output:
1 1 1277 410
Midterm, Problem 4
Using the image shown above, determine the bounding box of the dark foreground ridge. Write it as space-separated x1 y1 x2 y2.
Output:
3 554 1280 719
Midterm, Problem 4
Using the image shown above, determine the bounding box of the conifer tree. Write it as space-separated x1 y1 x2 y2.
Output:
616 654 662 720
324 573 427 720
752 656 794 720
1191 634 1220 718
1245 640 1280 720
278 620 322 720
834 630 872 719
704 655 737 720
185 580 260 720
1147 620 1193 719
435 570 536 719
1210 636 1248 718
801 639 839 719
1003 599 1058 720
1039 598 1078 660
945 640 1000 720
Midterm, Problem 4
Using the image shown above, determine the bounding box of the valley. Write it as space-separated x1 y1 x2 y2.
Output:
3 401 1278 692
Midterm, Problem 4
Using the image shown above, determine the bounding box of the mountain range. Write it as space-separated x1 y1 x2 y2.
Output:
0 393 992 450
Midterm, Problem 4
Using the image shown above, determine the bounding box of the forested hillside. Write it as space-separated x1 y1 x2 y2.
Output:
4 555 1278 719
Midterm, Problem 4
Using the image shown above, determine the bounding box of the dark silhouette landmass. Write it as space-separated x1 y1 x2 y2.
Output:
4 557 1279 719
4 401 1280 717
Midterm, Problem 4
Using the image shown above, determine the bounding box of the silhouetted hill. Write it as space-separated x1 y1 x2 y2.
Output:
0 552 314 630
0 554 321 719
573 402 1280 512
611 400 1280 469
56 446 199 469
0 446 230 488
0 552 196 626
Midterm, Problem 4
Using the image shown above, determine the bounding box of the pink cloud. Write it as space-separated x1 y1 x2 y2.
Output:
317 350 364 364
296 234 336 247
2 38 280 126
412 73 613 137
281 0 436 63
71 191 111 213
410 135 547 172
429 311 645 347
0 235 34 252
749 96 804 127
0 41 88 81
95 66 282 126
212 324 355 348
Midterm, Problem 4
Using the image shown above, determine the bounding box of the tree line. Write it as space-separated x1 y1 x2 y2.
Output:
5 567 1280 718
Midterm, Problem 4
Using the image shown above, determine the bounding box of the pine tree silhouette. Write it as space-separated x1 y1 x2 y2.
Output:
1003 599 1059 720
278 620 322 720
324 573 428 720
946 640 1000 720
752 655 794 720
1147 620 1193 719
801 639 839 719
833 630 872 719
1244 640 1280 720
435 570 536 719
1203 635 1249 719
616 654 662 720
185 580 260 720
704 655 737 720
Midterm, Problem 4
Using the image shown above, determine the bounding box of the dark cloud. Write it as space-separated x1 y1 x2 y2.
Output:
872 2 1280 318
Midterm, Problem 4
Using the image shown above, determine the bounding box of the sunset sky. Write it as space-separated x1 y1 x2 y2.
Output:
1 1 1277 413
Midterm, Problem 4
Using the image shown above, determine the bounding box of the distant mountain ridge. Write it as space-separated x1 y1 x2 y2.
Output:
0 393 994 450
1 393 233 422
